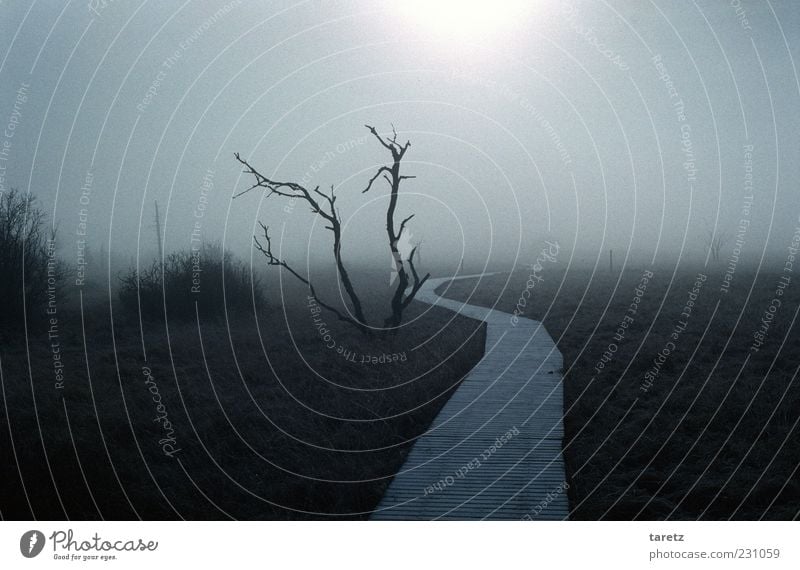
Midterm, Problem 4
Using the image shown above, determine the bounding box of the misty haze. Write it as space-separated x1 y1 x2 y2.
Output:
0 0 798 523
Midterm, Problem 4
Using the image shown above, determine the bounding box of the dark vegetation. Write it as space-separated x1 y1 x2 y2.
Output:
441 266 800 520
9 180 795 521
0 183 485 520
1 248 485 518
117 242 265 321
0 188 65 334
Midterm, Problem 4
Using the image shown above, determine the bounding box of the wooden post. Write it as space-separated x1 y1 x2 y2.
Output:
154 200 163 261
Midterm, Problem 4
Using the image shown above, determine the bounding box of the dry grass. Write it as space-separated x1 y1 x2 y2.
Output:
440 265 800 520
0 283 485 520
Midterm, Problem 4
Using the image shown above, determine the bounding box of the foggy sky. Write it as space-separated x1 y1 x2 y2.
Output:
1 0 798 278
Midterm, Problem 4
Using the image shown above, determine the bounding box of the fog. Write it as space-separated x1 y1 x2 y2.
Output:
1 0 798 282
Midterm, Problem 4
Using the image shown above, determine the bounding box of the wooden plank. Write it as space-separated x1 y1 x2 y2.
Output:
372 273 570 520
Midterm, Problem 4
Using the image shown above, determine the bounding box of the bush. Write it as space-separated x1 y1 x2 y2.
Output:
118 242 266 321
0 189 65 331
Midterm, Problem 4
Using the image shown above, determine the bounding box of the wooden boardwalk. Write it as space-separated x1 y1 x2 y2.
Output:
372 274 569 520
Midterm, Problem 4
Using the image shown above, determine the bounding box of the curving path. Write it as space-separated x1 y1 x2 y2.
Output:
372 274 569 520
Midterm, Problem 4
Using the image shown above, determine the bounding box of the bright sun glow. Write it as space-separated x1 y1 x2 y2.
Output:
398 0 532 41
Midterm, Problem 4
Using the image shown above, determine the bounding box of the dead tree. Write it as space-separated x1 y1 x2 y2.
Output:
234 125 429 333
706 228 728 262
234 154 369 333
362 124 430 329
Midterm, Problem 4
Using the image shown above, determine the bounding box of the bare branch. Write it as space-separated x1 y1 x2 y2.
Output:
252 224 367 332
311 185 336 213
367 123 423 329
361 166 391 194
407 246 420 280
397 214 415 240
237 125 421 334
234 153 333 222
400 246 429 308
236 151 370 330
365 124 395 153
233 183 262 199
365 124 411 159
402 275 430 310
252 223 281 266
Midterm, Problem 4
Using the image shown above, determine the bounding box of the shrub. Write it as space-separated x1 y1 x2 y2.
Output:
0 189 65 331
118 242 266 321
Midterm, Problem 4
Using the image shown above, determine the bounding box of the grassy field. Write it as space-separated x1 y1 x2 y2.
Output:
0 279 485 520
440 265 800 520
